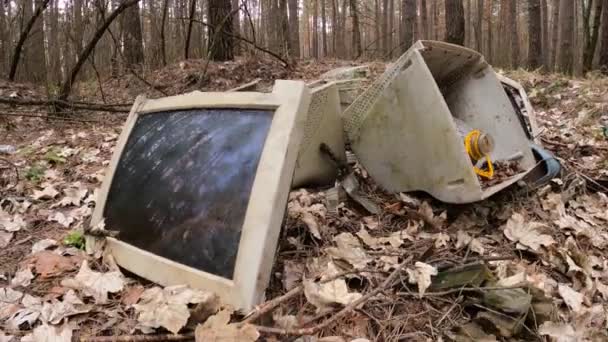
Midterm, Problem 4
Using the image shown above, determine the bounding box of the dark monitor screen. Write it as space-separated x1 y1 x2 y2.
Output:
104 109 274 279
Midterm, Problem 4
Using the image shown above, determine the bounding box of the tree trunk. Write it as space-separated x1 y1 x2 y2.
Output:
509 0 518 67
232 0 240 55
208 0 234 61
382 0 388 54
0 0 6 74
557 0 574 73
331 0 337 55
375 0 381 53
48 0 61 84
466 0 472 46
8 0 51 82
485 0 493 61
160 0 169 65
529 0 542 68
583 0 603 72
321 0 327 56
420 0 428 39
388 0 394 56
185 0 197 59
288 0 300 57
402 0 416 52
313 0 319 58
550 0 559 70
600 0 608 72
541 0 549 68
122 0 144 67
351 0 362 57
59 0 141 101
279 0 289 55
476 0 483 51
445 0 465 45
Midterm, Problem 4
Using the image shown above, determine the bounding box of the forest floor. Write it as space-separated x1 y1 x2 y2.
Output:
0 58 607 341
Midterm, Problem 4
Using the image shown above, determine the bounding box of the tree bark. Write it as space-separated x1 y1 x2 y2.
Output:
485 0 493 61
541 0 549 67
232 0 240 55
509 0 518 68
160 0 169 65
321 0 328 56
185 0 197 59
402 0 416 52
600 0 608 72
557 0 574 74
279 0 289 55
313 0 319 58
445 0 465 45
208 0 234 61
549 0 559 70
59 0 141 101
388 0 394 56
528 0 542 68
0 0 6 74
8 0 51 81
351 0 362 57
476 0 484 51
582 0 603 72
331 0 338 55
288 0 300 57
381 0 388 54
420 0 428 39
375 0 381 53
122 0 144 67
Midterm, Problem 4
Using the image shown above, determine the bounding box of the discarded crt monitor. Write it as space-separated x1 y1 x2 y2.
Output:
90 81 311 310
292 82 346 187
343 40 540 203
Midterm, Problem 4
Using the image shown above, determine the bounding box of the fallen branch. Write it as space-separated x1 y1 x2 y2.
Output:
252 258 411 335
396 285 526 297
0 112 101 123
79 333 194 342
0 97 130 113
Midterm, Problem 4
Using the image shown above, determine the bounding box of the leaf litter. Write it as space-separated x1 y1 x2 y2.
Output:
0 65 606 340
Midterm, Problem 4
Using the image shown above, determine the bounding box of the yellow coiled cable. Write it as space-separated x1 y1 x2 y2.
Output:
464 130 494 179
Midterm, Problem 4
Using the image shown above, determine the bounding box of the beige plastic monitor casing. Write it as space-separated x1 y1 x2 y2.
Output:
343 40 538 203
292 82 347 187
90 81 311 311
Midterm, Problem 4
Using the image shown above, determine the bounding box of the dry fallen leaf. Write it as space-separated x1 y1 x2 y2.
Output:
0 232 13 248
122 285 145 306
31 239 58 254
28 323 73 342
303 278 362 312
195 309 259 342
11 267 34 287
133 285 218 334
47 212 75 228
0 212 26 232
538 322 581 342
28 251 81 278
406 262 438 296
32 186 59 200
61 260 125 304
503 213 555 252
40 289 90 324
558 284 584 313
53 184 88 207
326 233 370 269
356 228 411 250
455 230 485 254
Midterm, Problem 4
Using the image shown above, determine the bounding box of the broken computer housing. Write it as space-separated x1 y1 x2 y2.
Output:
343 40 541 203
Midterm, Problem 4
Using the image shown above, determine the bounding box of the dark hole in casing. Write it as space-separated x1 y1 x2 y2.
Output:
104 109 273 279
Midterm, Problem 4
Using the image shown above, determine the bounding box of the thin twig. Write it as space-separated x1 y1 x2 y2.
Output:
253 258 412 335
0 112 101 123
396 285 526 297
0 97 129 112
79 333 194 342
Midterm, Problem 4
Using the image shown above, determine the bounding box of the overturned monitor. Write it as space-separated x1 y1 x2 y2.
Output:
90 81 311 310
292 82 347 187
343 40 538 203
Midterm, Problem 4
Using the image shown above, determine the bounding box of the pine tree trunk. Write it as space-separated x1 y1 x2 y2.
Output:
557 0 574 73
322 0 327 56
232 0 240 55
550 0 560 70
279 0 289 55
466 0 472 46
476 0 483 51
529 0 542 68
351 0 362 57
402 0 416 52
582 0 603 72
288 0 300 57
445 0 465 45
375 0 381 53
331 0 337 55
509 0 518 67
382 0 388 54
185 0 197 59
49 0 61 84
313 0 319 58
208 0 234 61
0 0 6 74
485 0 493 61
541 0 549 67
600 0 608 72
160 0 169 65
420 0 428 39
388 0 394 56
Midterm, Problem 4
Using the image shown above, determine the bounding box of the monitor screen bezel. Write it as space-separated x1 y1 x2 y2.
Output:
90 81 311 311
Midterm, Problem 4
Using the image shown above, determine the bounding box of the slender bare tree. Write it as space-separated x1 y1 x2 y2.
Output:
445 0 465 45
